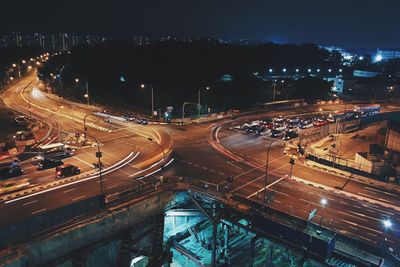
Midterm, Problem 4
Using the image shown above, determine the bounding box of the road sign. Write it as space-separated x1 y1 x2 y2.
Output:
308 208 317 221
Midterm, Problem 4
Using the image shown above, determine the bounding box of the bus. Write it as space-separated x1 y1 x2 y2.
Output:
353 104 381 116
327 110 359 123
36 143 75 160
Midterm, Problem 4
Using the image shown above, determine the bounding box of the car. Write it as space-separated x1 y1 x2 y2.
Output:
270 129 284 138
247 125 261 133
274 116 285 123
283 131 298 140
38 158 63 170
0 166 24 179
299 121 313 129
56 164 80 178
313 119 328 127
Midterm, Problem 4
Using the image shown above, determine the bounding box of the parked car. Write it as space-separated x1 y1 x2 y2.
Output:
283 131 298 140
38 158 63 170
313 119 328 127
56 164 80 178
271 129 284 138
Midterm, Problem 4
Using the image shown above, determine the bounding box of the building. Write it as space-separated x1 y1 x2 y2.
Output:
374 49 400 62
353 69 381 78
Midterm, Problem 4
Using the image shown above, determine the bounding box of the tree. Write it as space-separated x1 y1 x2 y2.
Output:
292 77 332 103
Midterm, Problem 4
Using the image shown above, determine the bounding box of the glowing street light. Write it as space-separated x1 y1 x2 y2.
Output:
140 84 154 118
22 60 26 64
282 68 287 73
308 69 312 73
12 63 16 68
75 78 80 83
328 69 332 73
296 68 299 73
339 69 343 73
269 68 273 73
320 198 328 227
317 69 320 73
383 219 392 229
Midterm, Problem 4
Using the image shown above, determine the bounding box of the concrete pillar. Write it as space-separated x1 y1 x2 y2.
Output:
211 222 218 267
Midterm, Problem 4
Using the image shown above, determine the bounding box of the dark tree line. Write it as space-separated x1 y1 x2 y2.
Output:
41 41 341 115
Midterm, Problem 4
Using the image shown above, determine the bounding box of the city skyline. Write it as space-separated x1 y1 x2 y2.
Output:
1 0 400 49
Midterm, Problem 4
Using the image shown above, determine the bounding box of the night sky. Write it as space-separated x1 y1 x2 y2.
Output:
2 0 399 49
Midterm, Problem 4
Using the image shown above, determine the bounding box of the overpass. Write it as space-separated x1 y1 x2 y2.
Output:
1 177 397 267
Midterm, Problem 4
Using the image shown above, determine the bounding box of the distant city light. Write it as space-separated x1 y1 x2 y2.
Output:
120 76 126 82
317 69 320 72
359 56 364 60
269 68 273 73
308 69 311 73
339 69 343 73
328 69 332 73
296 68 299 72
282 68 287 73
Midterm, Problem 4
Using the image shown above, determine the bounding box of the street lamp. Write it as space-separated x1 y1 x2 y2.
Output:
141 84 154 118
320 198 328 227
88 135 105 208
198 86 210 118
381 219 392 259
148 137 166 168
263 139 281 210
75 78 90 106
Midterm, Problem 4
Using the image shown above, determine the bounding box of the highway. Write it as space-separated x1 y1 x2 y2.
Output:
1 72 399 256
159 106 400 254
0 73 172 227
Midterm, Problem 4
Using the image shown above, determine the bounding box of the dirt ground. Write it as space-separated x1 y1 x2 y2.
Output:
314 121 387 160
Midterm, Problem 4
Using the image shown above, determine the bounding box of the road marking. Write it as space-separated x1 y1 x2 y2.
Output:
31 208 47 215
226 161 242 170
73 156 94 167
364 186 399 197
357 192 391 204
63 188 77 194
72 195 86 202
22 200 37 206
337 210 368 222
247 176 287 198
107 184 118 190
5 152 138 204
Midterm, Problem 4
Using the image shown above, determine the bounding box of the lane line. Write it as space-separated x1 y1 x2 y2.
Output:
63 188 77 194
72 195 86 202
31 208 47 215
73 156 94 168
247 176 287 198
22 200 37 206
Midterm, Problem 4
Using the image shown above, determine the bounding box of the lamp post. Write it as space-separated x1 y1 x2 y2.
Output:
75 78 90 106
263 139 281 210
141 84 154 118
87 135 104 209
198 86 210 118
320 198 328 227
148 137 166 168
182 102 201 124
381 219 392 259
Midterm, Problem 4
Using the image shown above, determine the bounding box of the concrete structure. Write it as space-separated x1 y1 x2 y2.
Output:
353 69 381 78
354 152 385 175
385 120 400 152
